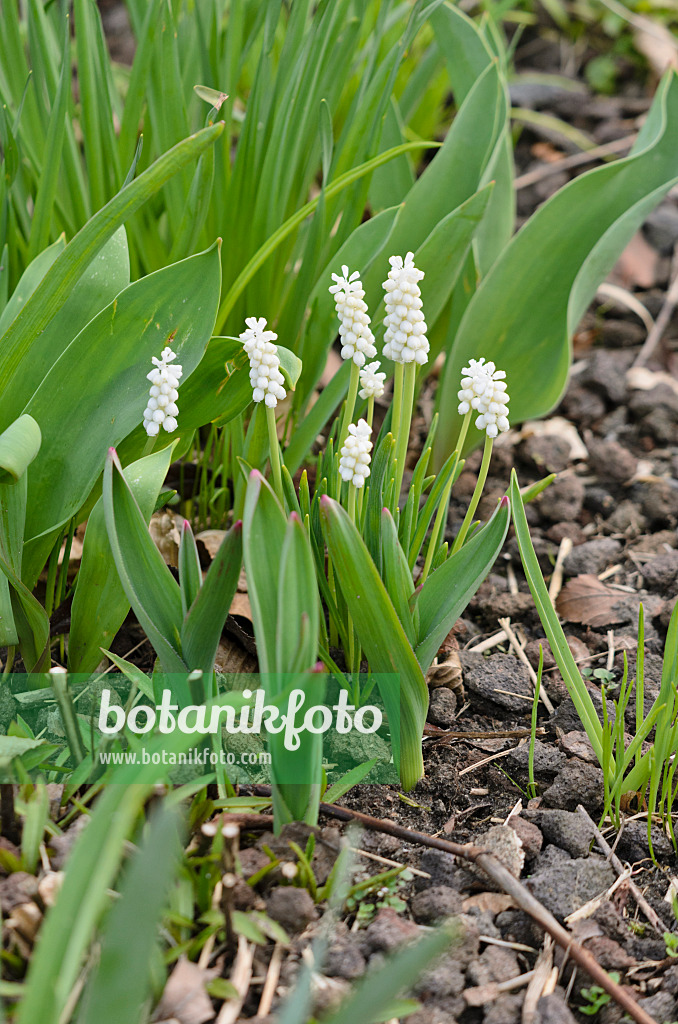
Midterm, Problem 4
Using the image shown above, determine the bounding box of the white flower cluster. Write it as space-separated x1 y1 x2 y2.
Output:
329 266 377 367
382 252 428 365
143 345 183 436
339 418 372 488
358 361 386 401
240 317 287 408
457 357 510 438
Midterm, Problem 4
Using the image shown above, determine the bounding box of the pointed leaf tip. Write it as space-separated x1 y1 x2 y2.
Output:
233 520 242 531
500 495 509 508
289 511 301 523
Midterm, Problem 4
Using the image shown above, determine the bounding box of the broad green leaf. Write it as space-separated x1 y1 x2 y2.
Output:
242 471 288 676
0 735 45 770
178 520 203 619
413 497 510 671
323 758 379 804
22 244 221 580
275 514 319 675
380 509 416 646
320 496 428 790
0 236 65 338
435 70 678 465
181 520 243 673
103 448 185 673
0 122 224 419
0 415 41 485
509 472 603 759
68 444 176 674
77 805 182 1024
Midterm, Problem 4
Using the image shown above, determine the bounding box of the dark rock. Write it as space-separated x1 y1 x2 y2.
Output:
641 406 678 444
507 816 543 861
414 849 461 891
661 963 678 995
562 538 622 577
583 935 635 970
526 856 616 919
641 548 678 591
504 739 566 782
641 481 678 525
635 991 677 1023
536 990 579 1023
524 435 573 474
427 688 457 728
643 204 678 254
541 759 604 815
535 809 596 858
483 993 523 1024
539 476 585 522
588 439 637 484
361 907 420 954
605 500 648 534
324 929 367 980
238 848 271 882
583 485 615 517
594 903 633 946
559 731 598 765
532 844 572 873
547 522 588 545
406 1004 461 1024
409 885 463 924
579 350 632 405
612 819 675 864
496 909 544 948
232 876 260 912
629 382 678 420
466 944 520 985
264 886 317 933
560 387 606 426
0 872 39 912
413 957 465 999
459 652 534 714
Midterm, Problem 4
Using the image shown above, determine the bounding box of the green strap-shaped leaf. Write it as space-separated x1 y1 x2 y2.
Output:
0 121 224 420
509 472 603 759
0 415 41 485
178 520 203 619
181 520 243 674
381 508 416 646
103 448 185 673
22 244 221 584
435 70 678 465
320 495 428 790
68 444 176 674
0 237 64 338
413 496 510 672
242 470 288 676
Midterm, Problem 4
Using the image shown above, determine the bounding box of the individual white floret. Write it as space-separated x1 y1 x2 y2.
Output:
338 418 373 488
329 265 377 367
358 361 386 401
239 316 287 409
457 357 510 438
143 345 183 436
382 252 429 365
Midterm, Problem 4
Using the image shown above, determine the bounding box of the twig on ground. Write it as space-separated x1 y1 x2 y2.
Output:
634 242 678 367
548 537 573 606
522 936 554 1024
216 935 254 1024
515 135 636 191
240 789 659 1024
576 805 665 934
498 617 555 714
257 942 283 1017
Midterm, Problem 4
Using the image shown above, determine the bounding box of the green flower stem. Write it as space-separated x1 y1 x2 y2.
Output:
338 361 361 455
366 395 375 432
393 362 416 507
141 434 157 459
265 405 284 505
451 433 494 555
420 410 471 584
327 557 339 648
346 482 357 674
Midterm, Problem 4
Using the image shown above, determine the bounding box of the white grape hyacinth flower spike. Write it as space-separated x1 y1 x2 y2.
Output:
143 344 183 436
358 361 386 401
457 357 510 439
329 265 377 367
240 316 287 408
339 418 373 488
382 252 429 365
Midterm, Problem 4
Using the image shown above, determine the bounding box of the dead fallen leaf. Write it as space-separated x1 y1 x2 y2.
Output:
196 530 227 560
556 574 627 628
462 892 515 915
627 365 678 397
611 231 659 290
153 957 218 1024
214 638 257 674
633 21 678 77
150 512 181 567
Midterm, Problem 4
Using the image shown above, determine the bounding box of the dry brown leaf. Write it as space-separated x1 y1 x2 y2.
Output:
633 22 678 77
153 957 218 1024
556 574 626 628
214 638 257 674
150 512 181 567
464 983 502 1007
462 892 515 915
196 530 227 560
611 231 659 290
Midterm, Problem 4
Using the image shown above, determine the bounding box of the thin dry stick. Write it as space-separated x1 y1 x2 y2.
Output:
634 242 678 367
515 134 636 190
498 617 555 714
576 805 665 934
217 935 254 1024
243 791 658 1024
257 942 283 1017
548 537 573 606
522 936 554 1024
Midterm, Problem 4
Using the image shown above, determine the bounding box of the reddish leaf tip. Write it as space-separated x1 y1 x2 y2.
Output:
182 519 191 532
500 495 509 508
233 519 243 531
319 494 331 507
311 661 325 674
290 511 301 523
250 469 262 480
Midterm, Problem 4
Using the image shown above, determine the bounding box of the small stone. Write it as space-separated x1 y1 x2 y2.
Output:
361 906 420 954
466 944 520 985
641 549 678 591
583 935 635 970
534 809 596 858
470 825 524 879
562 538 622 577
238 847 271 882
264 886 317 933
459 652 534 714
636 991 677 1023
524 435 573 474
605 500 648 534
583 485 615 516
414 849 461 891
483 993 523 1024
579 350 632 405
536 990 579 1023
532 845 572 873
541 759 604 815
414 957 465 999
588 439 638 484
560 387 606 426
427 688 457 728
526 857 616 919
410 885 463 924
507 816 543 861
324 931 366 980
547 522 587 545
504 739 566 782
538 476 585 522
559 731 598 765
642 480 678 524
612 819 674 863
643 204 678 254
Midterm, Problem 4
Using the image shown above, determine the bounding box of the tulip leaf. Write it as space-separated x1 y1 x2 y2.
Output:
181 520 243 674
0 415 41 486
